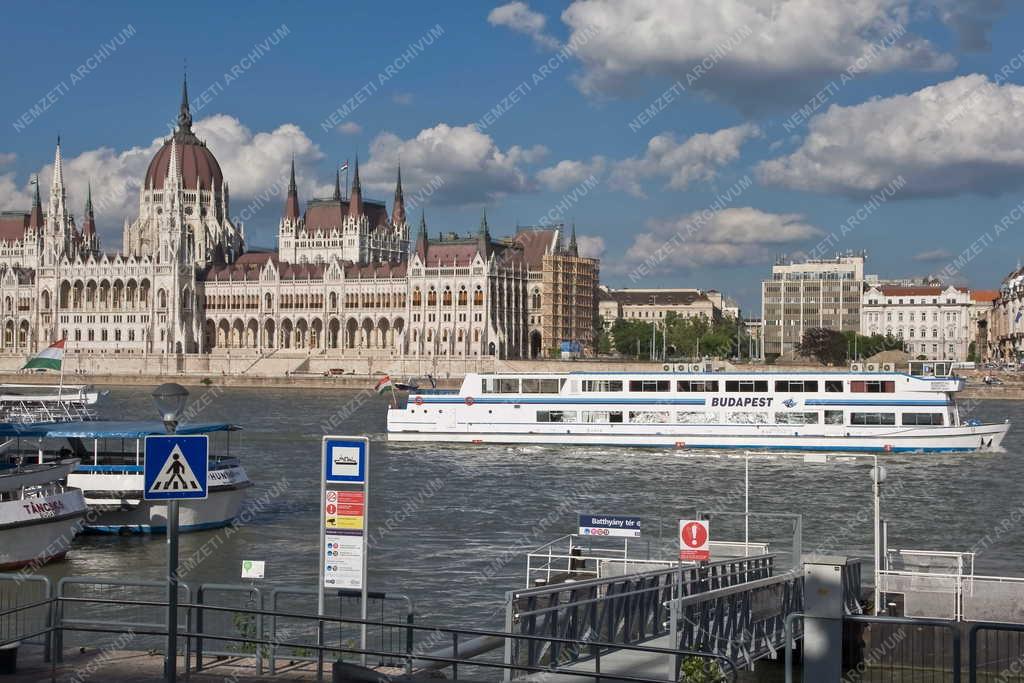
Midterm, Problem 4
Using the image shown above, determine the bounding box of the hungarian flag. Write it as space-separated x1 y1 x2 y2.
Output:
339 160 350 173
374 375 394 394
23 339 65 371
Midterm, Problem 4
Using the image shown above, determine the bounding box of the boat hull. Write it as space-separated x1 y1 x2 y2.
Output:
388 421 1011 453
0 490 88 569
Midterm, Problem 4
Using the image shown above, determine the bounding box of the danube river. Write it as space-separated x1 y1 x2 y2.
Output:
33 386 1024 627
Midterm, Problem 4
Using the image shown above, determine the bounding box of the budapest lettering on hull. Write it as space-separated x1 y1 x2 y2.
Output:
710 396 774 408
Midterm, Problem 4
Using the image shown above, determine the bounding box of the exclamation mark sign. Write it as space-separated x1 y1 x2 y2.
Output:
690 524 698 545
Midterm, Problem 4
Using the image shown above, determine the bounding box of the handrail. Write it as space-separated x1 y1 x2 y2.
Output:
663 569 802 609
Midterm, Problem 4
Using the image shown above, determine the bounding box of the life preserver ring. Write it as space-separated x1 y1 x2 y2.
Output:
675 441 686 449
414 396 424 406
883 444 893 453
465 396 475 406
663 364 671 372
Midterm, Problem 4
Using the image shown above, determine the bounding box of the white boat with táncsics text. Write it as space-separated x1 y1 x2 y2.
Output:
387 361 1010 453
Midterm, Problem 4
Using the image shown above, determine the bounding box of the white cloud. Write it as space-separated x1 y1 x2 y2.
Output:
537 156 606 191
560 0 955 110
0 153 16 168
576 234 605 259
488 2 560 49
0 116 324 242
336 122 362 135
934 0 1006 51
616 207 821 273
361 123 542 206
913 248 953 262
610 124 759 198
758 75 1024 198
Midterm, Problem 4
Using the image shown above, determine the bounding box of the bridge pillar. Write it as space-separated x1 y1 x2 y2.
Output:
802 556 847 683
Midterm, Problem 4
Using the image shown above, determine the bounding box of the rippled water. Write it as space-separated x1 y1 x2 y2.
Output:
29 386 1024 627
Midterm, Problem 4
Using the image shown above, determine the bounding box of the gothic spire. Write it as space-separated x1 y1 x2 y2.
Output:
416 210 428 256
479 209 490 238
568 222 578 256
284 158 300 221
333 167 341 201
51 136 65 198
391 162 406 225
177 71 193 133
82 181 96 236
348 156 362 219
28 175 43 229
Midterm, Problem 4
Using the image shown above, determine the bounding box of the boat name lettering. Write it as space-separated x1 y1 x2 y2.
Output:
22 499 65 516
710 397 774 408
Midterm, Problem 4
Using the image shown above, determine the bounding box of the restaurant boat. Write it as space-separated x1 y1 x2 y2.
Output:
1 421 252 534
0 458 88 569
387 361 1009 453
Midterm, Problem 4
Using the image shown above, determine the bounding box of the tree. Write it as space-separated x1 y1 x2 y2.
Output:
796 327 847 366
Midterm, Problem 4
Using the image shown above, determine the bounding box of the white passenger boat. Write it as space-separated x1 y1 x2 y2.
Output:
2 421 252 534
0 383 106 423
0 459 88 569
387 361 1010 453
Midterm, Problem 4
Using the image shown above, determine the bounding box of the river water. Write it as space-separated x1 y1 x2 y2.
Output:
31 386 1024 627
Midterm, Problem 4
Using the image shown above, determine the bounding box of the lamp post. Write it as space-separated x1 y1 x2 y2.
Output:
871 458 886 615
152 383 189 682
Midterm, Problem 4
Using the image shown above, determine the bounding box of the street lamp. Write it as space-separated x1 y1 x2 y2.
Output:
152 382 189 434
871 459 886 615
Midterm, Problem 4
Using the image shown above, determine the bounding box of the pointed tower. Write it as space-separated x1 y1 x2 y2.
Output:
333 168 342 201
49 136 67 222
284 159 301 221
177 71 193 133
391 163 406 226
82 181 97 246
415 210 428 258
567 222 579 257
348 157 363 220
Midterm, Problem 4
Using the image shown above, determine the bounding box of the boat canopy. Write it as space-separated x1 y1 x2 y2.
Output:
0 420 239 439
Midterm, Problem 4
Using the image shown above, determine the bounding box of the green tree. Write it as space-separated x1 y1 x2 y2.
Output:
796 327 847 365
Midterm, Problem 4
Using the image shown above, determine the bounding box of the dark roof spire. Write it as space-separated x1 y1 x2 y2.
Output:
333 167 341 201
391 162 406 225
177 70 193 133
568 222 578 256
82 181 96 236
479 209 490 238
348 156 363 219
284 159 300 221
415 210 428 257
28 175 43 229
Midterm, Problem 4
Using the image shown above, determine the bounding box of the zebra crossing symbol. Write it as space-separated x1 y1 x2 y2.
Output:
144 435 209 500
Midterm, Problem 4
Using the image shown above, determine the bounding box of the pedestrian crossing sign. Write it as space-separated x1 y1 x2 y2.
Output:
144 435 209 500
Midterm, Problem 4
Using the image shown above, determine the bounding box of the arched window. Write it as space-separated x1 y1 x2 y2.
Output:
474 287 483 306
427 288 437 306
442 287 452 306
458 288 467 306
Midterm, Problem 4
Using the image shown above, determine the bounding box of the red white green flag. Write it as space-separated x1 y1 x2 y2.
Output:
374 375 393 394
23 339 64 371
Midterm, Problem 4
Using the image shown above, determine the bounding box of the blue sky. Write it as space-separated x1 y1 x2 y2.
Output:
2 0 1024 312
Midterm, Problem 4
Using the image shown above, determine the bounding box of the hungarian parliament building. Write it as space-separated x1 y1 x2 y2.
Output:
0 80 598 362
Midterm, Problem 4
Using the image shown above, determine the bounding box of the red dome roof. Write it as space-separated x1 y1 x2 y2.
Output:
144 132 223 190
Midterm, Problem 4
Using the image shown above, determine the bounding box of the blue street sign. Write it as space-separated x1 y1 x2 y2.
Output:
144 434 209 500
323 438 367 483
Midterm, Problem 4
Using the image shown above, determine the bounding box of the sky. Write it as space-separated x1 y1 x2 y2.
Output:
2 0 1024 313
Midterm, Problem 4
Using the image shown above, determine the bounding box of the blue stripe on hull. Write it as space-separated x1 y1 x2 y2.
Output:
83 519 234 535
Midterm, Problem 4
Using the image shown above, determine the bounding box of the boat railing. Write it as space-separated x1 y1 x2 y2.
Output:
525 534 675 586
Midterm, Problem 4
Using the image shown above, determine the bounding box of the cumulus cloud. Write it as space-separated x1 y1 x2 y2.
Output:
615 207 821 274
536 156 606 191
576 234 605 259
758 75 1024 198
361 123 543 206
0 115 323 242
934 0 1006 51
488 2 560 49
336 122 362 135
913 248 953 262
560 0 955 111
609 124 759 198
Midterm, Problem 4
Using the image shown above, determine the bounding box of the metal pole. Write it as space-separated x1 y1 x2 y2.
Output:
744 456 750 557
166 499 179 681
873 455 881 615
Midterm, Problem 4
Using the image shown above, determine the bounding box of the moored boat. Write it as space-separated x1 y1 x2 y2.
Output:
0 458 88 569
0 383 107 423
1 421 252 534
387 361 1010 454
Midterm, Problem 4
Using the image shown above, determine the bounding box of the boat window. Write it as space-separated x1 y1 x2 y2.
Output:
824 410 844 425
582 411 624 423
481 378 495 394
537 410 577 423
727 412 769 424
497 378 520 393
902 413 944 426
677 380 719 392
850 412 896 425
677 410 718 424
775 412 820 425
522 379 540 393
825 381 844 393
628 380 671 392
775 380 818 392
540 379 562 393
582 380 623 392
724 380 769 392
850 381 895 393
628 410 671 423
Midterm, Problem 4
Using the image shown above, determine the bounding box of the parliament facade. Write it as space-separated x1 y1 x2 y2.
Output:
0 80 597 363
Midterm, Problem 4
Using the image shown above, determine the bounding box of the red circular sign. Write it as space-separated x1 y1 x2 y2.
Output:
326 503 337 515
465 396 475 406
680 521 708 549
414 396 424 405
326 491 337 502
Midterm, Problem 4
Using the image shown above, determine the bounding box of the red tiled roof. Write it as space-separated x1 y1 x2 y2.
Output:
145 133 224 190
512 228 558 269
876 285 968 296
304 199 390 232
971 290 999 303
421 242 481 267
343 261 408 278
0 212 28 243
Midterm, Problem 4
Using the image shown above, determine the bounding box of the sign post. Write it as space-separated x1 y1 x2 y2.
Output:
144 434 209 683
678 519 710 562
320 436 369 668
